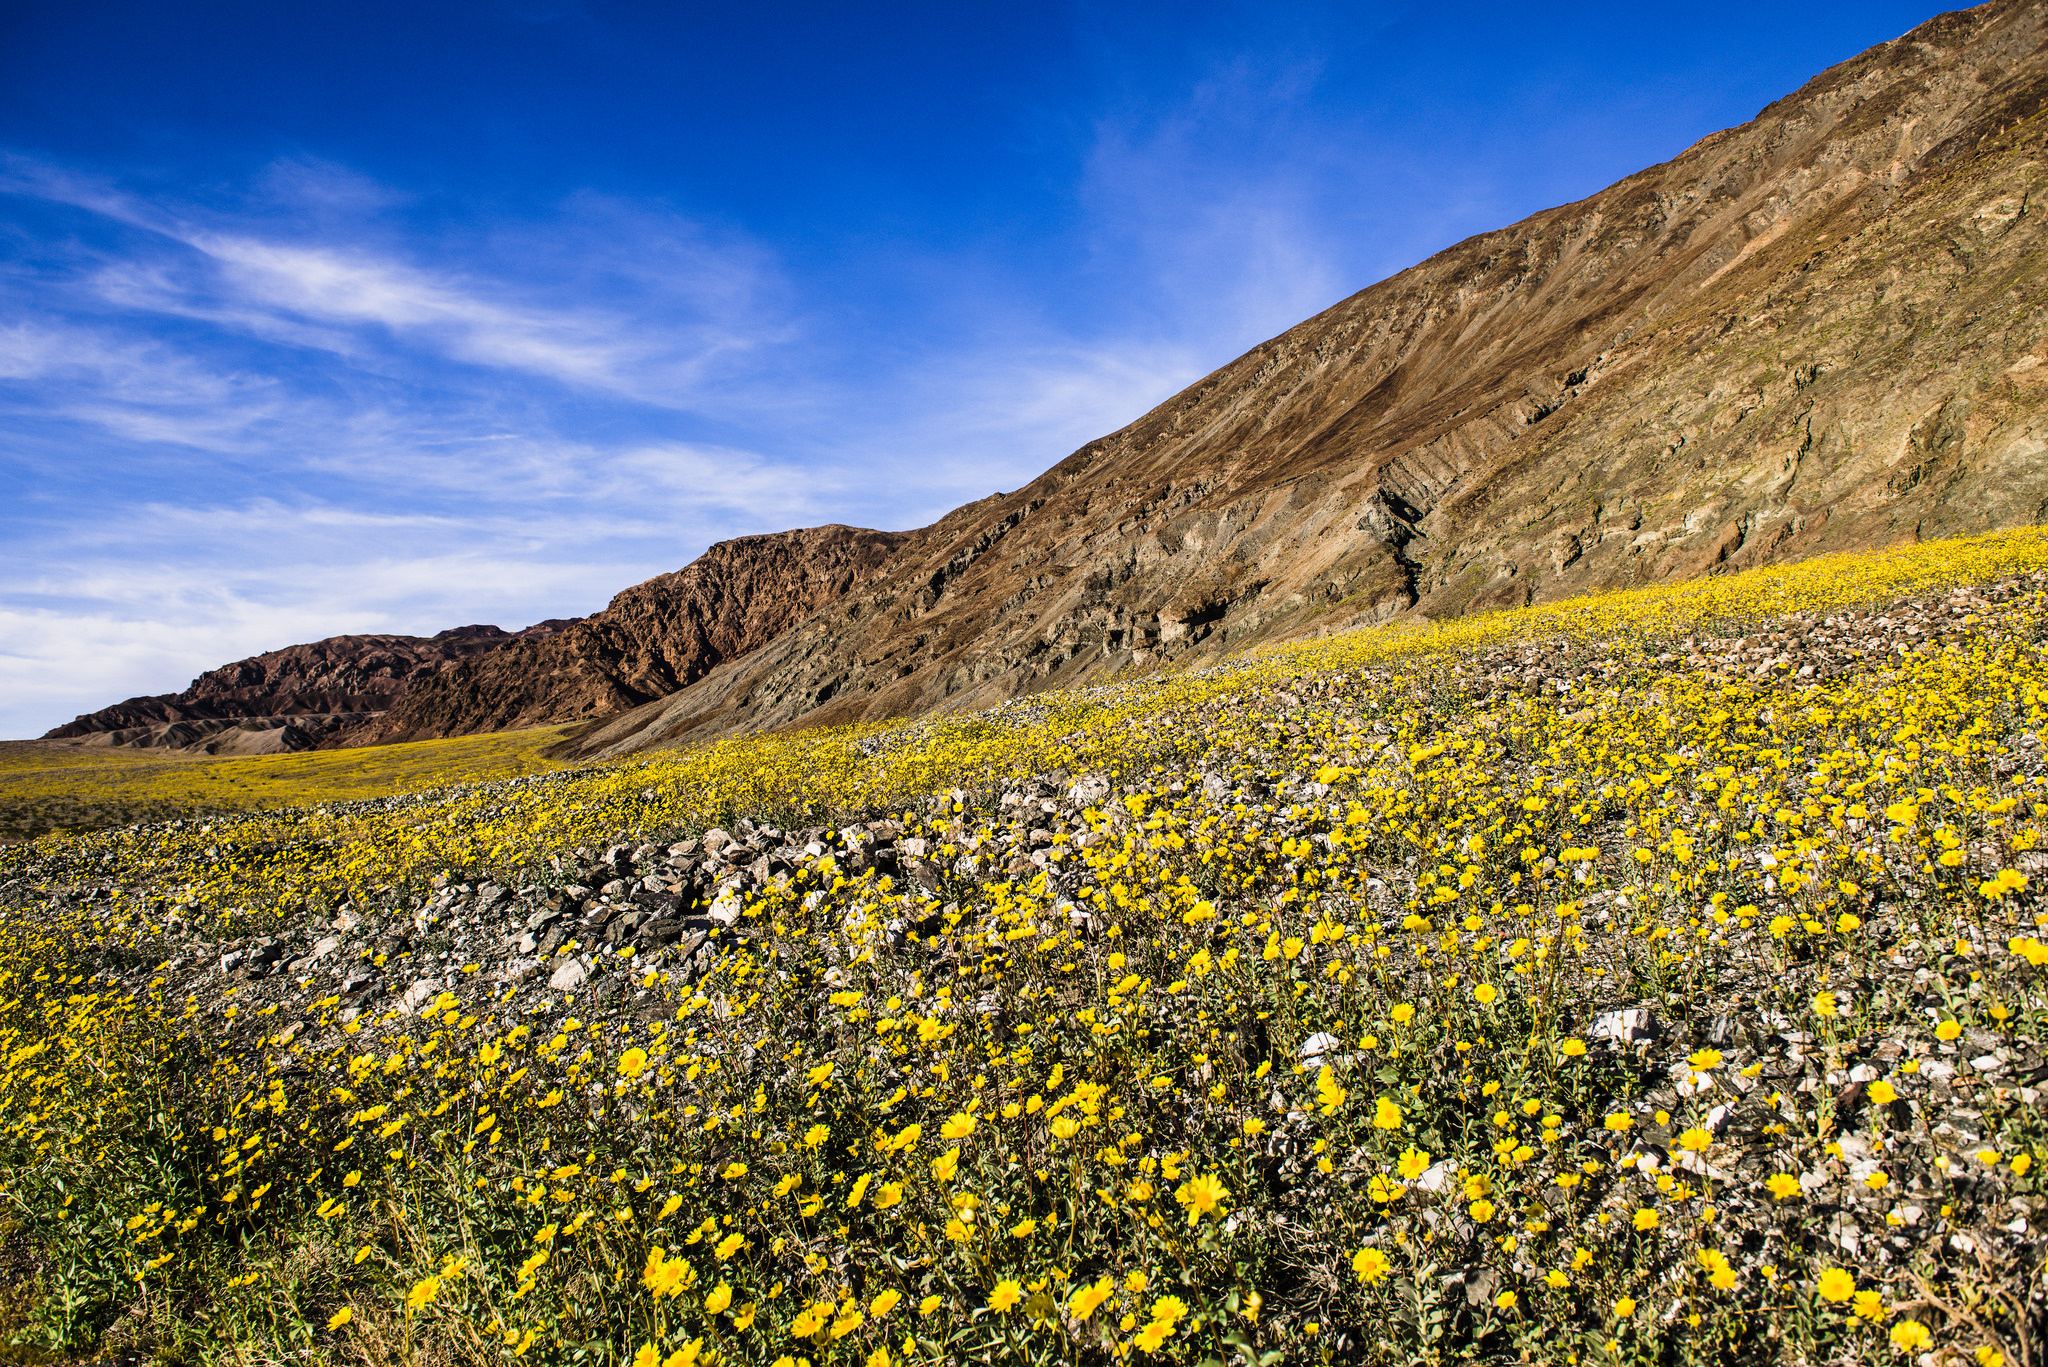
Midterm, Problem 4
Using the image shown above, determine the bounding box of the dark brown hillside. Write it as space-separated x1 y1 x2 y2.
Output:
558 0 2048 760
358 524 908 743
41 625 558 753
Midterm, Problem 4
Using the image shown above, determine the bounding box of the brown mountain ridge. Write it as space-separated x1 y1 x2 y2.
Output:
359 524 908 745
554 0 2048 760
43 0 2048 760
41 623 578 755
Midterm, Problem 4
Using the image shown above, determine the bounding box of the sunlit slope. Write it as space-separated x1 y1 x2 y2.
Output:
0 725 575 843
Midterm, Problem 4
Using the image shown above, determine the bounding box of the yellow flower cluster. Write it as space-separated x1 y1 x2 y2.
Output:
2 527 2046 1366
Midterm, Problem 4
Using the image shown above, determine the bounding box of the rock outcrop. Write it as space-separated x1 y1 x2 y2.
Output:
43 623 577 752
359 525 909 743
560 0 2048 760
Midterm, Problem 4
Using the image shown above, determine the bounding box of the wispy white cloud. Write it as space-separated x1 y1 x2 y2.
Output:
1074 57 1358 349
0 115 1389 738
0 319 297 453
5 152 795 408
189 236 643 387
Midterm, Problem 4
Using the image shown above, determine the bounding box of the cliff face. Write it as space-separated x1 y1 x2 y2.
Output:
360 525 909 743
41 625 561 749
561 0 2048 760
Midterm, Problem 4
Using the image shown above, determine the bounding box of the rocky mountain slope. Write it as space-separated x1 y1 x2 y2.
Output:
42 622 578 754
358 525 907 744
554 0 2048 760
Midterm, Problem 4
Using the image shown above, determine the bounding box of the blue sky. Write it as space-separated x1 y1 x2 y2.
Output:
1 0 1939 737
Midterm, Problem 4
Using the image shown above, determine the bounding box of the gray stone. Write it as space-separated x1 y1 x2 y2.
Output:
1298 1032 1342 1062
1068 775 1112 805
1593 1007 1657 1045
400 978 445 1013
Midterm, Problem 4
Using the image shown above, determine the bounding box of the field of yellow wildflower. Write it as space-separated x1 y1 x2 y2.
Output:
4 528 2048 1366
0 725 574 844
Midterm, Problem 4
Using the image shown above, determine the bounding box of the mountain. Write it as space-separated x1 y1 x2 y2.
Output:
356 525 908 744
41 622 578 754
552 0 2048 760
44 1 2048 762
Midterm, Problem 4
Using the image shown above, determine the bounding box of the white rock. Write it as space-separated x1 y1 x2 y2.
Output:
400 978 444 1013
1592 1008 1654 1044
1299 1032 1342 1061
549 959 589 992
1671 1062 1713 1098
1671 1150 1732 1183
1068 775 1112 805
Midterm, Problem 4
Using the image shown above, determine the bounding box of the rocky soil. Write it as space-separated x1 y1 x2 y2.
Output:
11 559 2048 1365
9 579 2045 1311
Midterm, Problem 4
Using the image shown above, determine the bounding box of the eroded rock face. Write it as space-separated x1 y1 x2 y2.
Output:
359 525 909 744
41 625 566 750
559 1 2048 760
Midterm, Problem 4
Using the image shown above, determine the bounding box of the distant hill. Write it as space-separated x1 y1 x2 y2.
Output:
41 621 578 754
357 524 908 745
